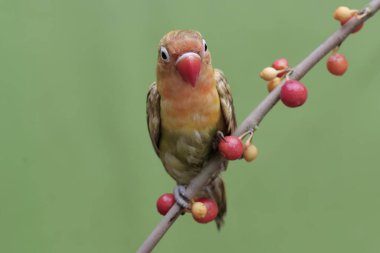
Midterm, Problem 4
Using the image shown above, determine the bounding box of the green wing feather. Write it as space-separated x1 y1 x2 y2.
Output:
146 82 161 156
215 69 237 135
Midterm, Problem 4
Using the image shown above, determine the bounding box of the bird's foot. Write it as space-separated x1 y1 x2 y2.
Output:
173 185 191 209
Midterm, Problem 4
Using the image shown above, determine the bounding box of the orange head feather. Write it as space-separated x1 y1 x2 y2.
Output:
156 30 214 99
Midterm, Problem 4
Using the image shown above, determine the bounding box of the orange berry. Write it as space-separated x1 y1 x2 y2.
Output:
333 6 355 22
243 144 258 162
191 202 207 219
260 67 279 81
267 77 282 92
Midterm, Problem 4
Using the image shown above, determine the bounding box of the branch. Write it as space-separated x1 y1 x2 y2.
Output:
137 1 380 252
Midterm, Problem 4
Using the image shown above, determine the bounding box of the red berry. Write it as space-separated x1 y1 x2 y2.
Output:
340 16 363 33
156 193 175 215
272 58 289 77
218 136 244 160
280 80 308 108
192 198 219 224
327 53 348 76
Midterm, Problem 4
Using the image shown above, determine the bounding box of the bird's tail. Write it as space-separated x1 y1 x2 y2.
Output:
205 176 226 230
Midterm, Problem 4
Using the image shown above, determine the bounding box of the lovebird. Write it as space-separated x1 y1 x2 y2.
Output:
146 30 236 228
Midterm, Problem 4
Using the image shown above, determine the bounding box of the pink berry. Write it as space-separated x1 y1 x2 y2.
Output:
327 53 348 76
218 136 244 160
341 16 363 33
280 80 308 108
192 198 219 224
272 58 289 77
156 193 175 215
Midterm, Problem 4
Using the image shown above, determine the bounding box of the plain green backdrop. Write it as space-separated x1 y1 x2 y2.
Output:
1 0 380 252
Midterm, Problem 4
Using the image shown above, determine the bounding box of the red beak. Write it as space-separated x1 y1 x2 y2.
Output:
175 52 201 87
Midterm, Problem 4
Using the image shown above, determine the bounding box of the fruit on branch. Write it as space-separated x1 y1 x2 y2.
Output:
333 6 363 33
267 77 282 92
243 143 258 162
340 16 364 33
272 58 289 77
156 193 175 215
242 132 258 162
218 136 244 160
191 202 207 219
280 80 308 108
138 6 380 250
333 6 357 22
192 198 219 224
327 52 348 76
260 67 283 81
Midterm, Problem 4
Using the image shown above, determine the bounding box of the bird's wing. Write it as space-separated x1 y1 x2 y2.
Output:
146 82 161 156
215 69 237 135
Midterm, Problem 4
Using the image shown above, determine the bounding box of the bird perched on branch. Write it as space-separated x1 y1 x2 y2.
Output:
146 30 236 229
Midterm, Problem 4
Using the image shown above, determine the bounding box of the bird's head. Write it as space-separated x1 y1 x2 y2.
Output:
156 30 212 89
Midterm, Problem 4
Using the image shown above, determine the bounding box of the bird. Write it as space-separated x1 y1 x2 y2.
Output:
146 30 236 229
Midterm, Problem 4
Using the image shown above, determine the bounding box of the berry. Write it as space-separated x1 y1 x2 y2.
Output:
267 77 281 92
280 80 308 108
334 6 355 22
272 58 289 77
156 193 175 216
218 136 244 160
327 53 348 76
243 144 258 162
260 67 279 81
192 198 219 224
341 16 363 33
272 58 289 70
191 202 207 219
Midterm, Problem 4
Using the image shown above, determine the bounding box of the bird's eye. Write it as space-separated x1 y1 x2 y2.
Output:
202 39 208 52
160 47 170 62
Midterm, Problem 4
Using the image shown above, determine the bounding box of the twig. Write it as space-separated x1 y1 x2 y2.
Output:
137 1 380 252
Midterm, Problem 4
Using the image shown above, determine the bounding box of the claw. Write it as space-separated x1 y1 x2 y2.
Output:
173 185 190 209
213 130 226 150
216 131 225 141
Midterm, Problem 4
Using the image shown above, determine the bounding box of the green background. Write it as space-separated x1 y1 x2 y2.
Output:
1 0 380 252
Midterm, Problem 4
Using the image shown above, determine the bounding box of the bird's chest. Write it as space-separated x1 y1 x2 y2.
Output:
159 88 223 170
160 87 222 130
